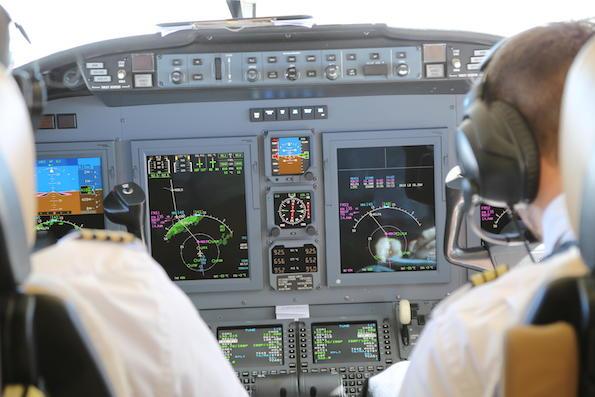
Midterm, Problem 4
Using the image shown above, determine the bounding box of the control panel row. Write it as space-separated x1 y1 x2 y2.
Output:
80 43 490 91
213 317 397 397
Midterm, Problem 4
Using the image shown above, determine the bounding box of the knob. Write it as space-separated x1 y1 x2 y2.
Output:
325 65 339 80
270 227 281 237
246 68 259 82
117 69 127 80
285 66 298 81
305 225 317 236
452 58 462 69
170 70 184 84
396 63 409 77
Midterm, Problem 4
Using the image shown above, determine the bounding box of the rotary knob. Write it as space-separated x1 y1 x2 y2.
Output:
285 66 299 81
395 63 409 77
170 70 184 84
246 68 260 82
325 65 339 80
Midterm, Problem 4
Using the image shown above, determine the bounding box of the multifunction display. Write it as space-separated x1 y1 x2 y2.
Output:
218 325 284 367
312 322 380 364
337 145 437 273
271 136 310 175
146 153 249 281
274 192 312 229
271 244 318 274
36 157 104 239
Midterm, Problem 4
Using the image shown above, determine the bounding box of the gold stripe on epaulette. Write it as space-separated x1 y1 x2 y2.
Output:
78 229 136 244
470 264 510 288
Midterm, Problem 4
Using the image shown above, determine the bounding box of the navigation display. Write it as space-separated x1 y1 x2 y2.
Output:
274 192 312 229
312 322 380 364
337 145 437 273
271 136 310 175
146 153 249 281
218 325 284 367
36 157 104 239
480 204 513 234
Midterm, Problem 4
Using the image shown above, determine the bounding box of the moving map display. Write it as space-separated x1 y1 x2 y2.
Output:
218 325 284 367
146 153 249 281
271 136 311 175
312 322 380 364
480 204 513 234
337 145 437 273
36 157 104 239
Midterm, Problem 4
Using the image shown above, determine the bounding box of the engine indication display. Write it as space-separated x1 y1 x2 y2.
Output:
274 192 312 229
146 153 249 281
271 136 311 176
312 322 380 364
218 325 284 367
271 244 318 274
337 145 437 273
36 157 104 239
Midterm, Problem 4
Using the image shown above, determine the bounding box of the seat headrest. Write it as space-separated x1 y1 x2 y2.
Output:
0 65 36 247
560 36 595 265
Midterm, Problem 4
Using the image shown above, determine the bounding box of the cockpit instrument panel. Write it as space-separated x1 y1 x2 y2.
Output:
35 156 105 239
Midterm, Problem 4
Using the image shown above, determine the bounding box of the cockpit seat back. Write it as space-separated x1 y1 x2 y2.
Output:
0 56 114 396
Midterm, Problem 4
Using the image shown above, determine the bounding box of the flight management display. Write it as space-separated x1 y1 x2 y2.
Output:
146 153 249 281
337 145 437 273
312 322 380 364
36 157 104 239
218 325 284 367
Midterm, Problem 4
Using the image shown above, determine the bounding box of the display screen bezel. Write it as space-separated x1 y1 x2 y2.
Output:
131 137 263 293
36 141 118 234
322 130 450 286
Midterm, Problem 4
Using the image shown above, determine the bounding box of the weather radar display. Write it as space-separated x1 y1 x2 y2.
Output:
146 153 249 281
36 157 104 239
271 136 310 175
337 145 437 273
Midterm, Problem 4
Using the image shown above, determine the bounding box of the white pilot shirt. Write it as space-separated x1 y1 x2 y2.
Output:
368 194 586 397
25 234 248 397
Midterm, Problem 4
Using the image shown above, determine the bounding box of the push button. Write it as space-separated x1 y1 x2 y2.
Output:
290 107 301 120
277 107 289 120
315 105 328 119
249 108 263 122
263 108 277 121
302 106 315 120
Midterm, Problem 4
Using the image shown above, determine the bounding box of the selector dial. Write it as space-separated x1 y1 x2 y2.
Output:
325 65 339 80
170 70 184 84
246 68 260 82
395 64 409 77
285 66 299 81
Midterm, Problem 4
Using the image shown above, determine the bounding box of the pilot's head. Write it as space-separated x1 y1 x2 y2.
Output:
0 8 36 248
458 21 595 239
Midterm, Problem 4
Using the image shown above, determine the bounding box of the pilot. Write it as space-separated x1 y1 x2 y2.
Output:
369 21 595 397
0 18 247 397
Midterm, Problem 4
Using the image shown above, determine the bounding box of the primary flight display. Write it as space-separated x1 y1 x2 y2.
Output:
35 157 104 239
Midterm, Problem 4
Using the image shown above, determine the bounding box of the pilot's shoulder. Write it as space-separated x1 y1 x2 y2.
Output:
73 229 137 245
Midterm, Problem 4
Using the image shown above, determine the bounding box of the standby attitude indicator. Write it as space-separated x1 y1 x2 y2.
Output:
271 136 311 176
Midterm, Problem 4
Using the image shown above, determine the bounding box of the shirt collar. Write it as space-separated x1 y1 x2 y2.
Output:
541 194 576 256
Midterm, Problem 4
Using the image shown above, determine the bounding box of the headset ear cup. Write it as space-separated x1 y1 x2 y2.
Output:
491 101 540 202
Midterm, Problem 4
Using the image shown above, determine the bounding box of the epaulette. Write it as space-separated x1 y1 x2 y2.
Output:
470 264 509 287
77 229 136 244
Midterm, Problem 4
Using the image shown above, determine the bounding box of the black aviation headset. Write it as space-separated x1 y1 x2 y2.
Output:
456 40 541 207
